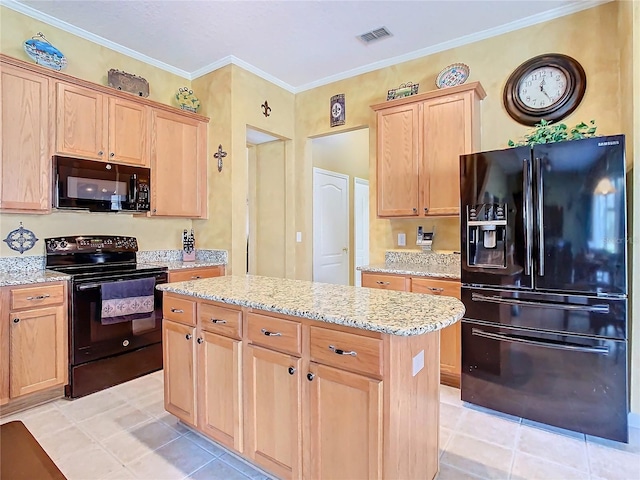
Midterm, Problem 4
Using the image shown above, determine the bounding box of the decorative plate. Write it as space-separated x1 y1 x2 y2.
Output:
176 87 200 113
24 32 67 71
436 63 469 88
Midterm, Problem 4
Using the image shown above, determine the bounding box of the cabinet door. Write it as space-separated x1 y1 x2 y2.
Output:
150 109 207 217
411 277 462 387
56 83 107 160
0 65 50 212
198 331 242 451
421 92 474 216
163 319 197 426
376 103 420 217
108 97 149 166
9 305 67 397
244 345 301 480
308 362 382 480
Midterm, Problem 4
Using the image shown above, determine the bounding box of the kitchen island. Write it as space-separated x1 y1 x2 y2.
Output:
157 275 464 480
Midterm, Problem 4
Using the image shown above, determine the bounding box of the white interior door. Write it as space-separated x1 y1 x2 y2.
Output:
354 178 370 287
313 168 349 285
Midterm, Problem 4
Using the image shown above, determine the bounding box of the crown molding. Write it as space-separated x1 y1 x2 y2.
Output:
192 55 296 93
293 0 611 93
2 0 610 93
1 0 191 79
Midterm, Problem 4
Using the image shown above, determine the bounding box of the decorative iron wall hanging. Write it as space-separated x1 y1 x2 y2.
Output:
3 222 39 254
262 101 271 117
214 144 227 173
330 94 345 127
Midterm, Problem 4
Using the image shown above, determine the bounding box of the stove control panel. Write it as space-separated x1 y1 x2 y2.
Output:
45 236 139 253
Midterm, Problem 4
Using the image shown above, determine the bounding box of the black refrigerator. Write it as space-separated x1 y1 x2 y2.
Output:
459 135 629 442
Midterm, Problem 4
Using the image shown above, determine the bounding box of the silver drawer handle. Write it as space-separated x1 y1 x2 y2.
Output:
376 281 390 285
426 287 444 293
171 308 184 313
191 276 201 279
261 328 281 337
26 294 51 300
211 318 227 324
329 345 357 356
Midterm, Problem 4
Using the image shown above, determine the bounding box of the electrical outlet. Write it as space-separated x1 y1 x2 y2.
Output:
398 233 406 246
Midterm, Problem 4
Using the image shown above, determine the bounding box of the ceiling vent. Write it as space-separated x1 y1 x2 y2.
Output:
358 27 392 44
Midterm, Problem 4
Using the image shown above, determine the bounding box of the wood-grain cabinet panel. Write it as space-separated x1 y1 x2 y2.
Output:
168 265 225 283
163 319 197 426
0 65 51 212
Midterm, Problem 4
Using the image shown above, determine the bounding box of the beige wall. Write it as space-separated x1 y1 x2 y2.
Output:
312 128 369 284
0 6 195 256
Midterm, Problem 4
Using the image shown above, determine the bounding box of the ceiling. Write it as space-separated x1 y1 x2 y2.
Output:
7 0 607 93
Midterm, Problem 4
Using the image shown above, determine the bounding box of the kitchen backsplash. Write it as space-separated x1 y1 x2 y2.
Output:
385 250 461 267
137 249 228 264
0 255 46 272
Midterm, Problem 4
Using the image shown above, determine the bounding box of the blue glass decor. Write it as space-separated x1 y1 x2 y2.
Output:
24 32 67 71
3 222 39 254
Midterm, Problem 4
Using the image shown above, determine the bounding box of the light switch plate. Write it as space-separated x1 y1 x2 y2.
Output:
296 232 302 243
398 233 406 246
412 350 424 377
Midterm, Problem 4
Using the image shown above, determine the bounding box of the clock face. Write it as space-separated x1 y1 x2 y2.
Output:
331 102 343 118
517 66 568 110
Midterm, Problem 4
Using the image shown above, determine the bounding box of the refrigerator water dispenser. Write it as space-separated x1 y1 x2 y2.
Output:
466 203 507 268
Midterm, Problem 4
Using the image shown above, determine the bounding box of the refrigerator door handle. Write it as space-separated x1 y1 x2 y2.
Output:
471 292 610 313
536 156 545 276
471 328 610 355
523 157 533 275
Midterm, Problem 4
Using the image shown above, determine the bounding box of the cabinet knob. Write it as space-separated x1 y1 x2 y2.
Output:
307 373 315 381
413 207 417 213
197 337 203 344
424 207 429 214
185 334 192 340
152 209 157 213
110 152 115 157
12 318 20 324
288 366 296 375
98 151 104 156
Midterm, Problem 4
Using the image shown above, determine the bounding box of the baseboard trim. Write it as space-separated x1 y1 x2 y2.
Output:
0 386 65 417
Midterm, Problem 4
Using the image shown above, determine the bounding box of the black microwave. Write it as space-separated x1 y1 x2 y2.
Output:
53 156 151 212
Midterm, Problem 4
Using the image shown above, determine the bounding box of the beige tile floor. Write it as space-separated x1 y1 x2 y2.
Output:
1 371 638 480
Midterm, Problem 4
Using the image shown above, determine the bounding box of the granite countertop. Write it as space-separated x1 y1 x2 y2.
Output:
157 275 464 336
358 262 460 280
0 270 71 287
147 260 226 270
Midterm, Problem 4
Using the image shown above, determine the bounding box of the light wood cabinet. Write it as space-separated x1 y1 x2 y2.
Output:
372 82 485 218
411 277 462 388
244 344 302 479
168 265 225 283
0 65 51 212
163 318 197 426
56 84 150 166
361 272 409 291
56 82 107 160
308 362 382 480
1 282 68 405
150 108 207 218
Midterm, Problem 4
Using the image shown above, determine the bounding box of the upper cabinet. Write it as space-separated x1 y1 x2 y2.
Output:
56 83 149 166
0 64 51 213
372 82 485 218
150 109 207 218
0 54 209 217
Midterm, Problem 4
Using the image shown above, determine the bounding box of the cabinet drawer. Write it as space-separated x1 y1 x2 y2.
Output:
199 303 241 339
10 284 65 310
309 326 382 378
168 266 225 282
246 313 301 356
411 278 461 299
163 294 196 326
362 273 408 291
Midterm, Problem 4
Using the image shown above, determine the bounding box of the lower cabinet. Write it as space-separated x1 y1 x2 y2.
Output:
1 282 68 405
162 293 440 480
163 319 197 426
362 271 462 388
244 345 302 480
308 362 382 480
167 265 226 283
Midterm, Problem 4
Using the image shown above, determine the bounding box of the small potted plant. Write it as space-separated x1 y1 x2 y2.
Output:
508 119 597 147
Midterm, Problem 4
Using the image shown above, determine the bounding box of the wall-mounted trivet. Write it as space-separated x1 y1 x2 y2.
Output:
3 222 39 254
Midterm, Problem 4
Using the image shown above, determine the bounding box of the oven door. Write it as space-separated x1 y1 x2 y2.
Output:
461 319 628 442
70 270 167 365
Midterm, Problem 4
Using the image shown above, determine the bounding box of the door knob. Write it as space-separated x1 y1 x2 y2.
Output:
342 247 348 253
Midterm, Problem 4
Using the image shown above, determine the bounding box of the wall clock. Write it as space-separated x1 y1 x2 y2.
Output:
503 53 586 126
